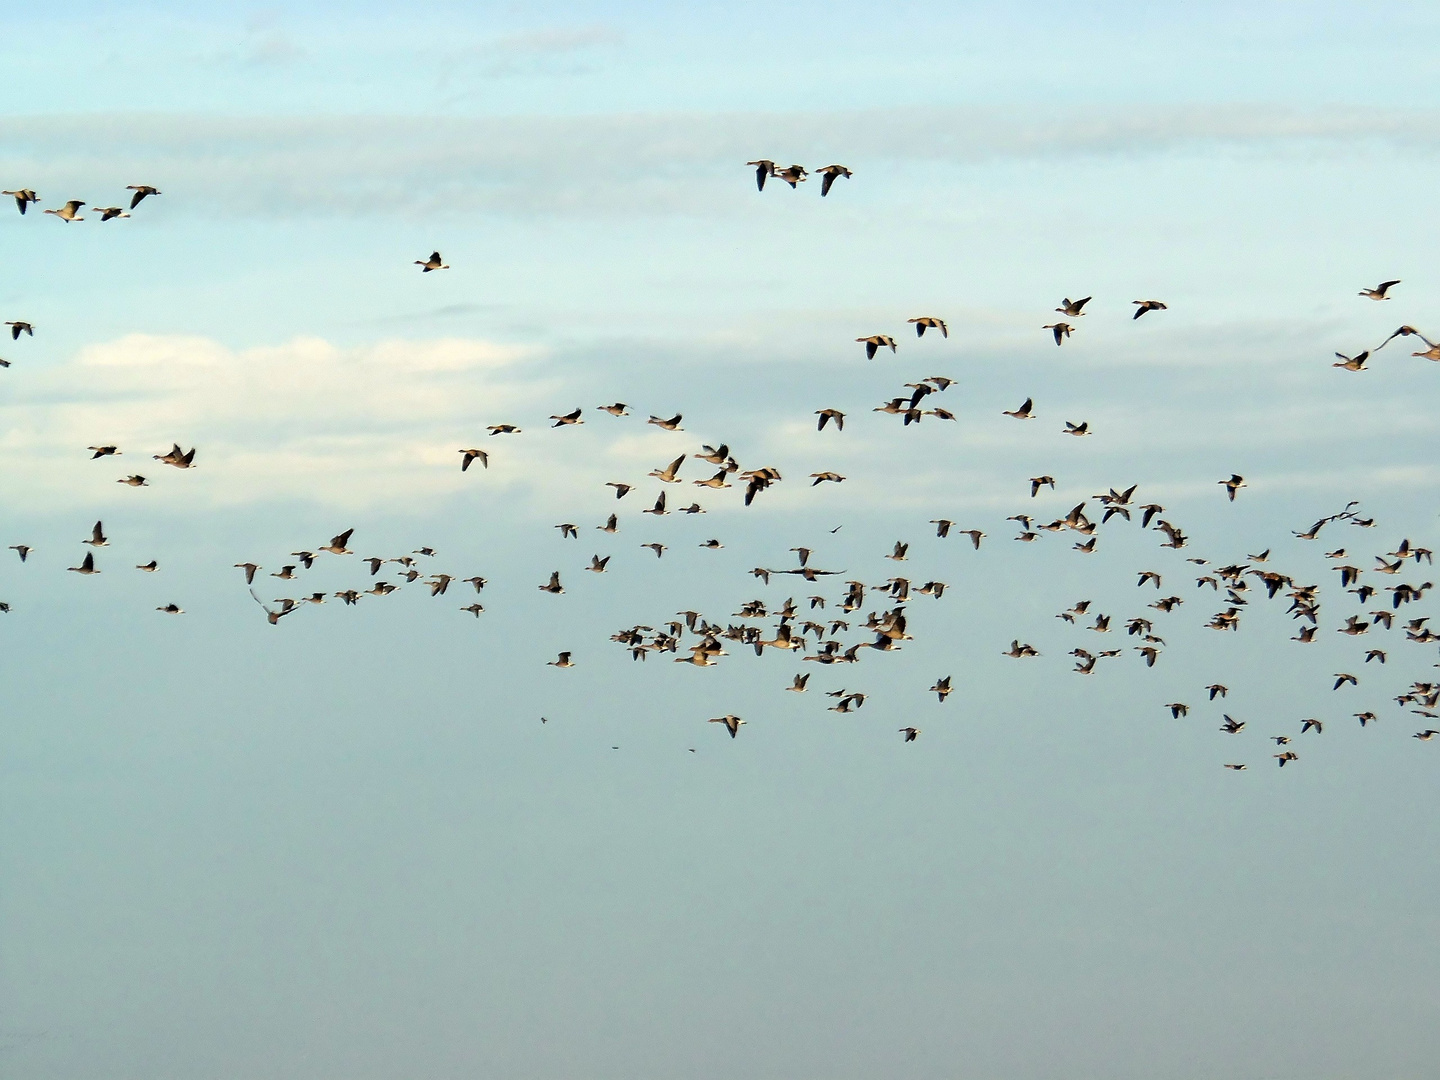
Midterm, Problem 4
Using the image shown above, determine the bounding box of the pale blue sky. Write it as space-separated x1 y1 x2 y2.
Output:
3 4 1440 1079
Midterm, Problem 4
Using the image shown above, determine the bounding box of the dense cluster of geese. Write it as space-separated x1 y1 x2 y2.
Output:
3 168 1439 765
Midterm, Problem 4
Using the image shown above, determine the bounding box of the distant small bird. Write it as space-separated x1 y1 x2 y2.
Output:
415 251 449 272
899 727 920 742
1220 474 1245 501
548 652 574 668
1359 280 1400 300
136 560 158 572
117 475 148 487
487 424 521 434
156 603 183 614
710 714 746 738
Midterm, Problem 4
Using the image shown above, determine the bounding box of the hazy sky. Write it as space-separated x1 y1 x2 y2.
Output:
3 4 1440 1079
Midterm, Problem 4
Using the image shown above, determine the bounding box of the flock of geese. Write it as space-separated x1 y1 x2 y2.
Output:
3 166 1438 764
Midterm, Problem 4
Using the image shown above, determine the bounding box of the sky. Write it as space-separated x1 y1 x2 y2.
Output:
3 3 1440 1078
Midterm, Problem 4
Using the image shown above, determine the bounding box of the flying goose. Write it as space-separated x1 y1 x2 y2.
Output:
487 424 521 434
899 727 920 742
93 206 130 221
816 408 845 431
907 316 947 338
118 475 147 487
1063 421 1090 436
598 403 630 416
817 165 852 196
539 571 564 594
1132 299 1167 318
555 523 579 539
650 455 685 482
1056 297 1091 317
84 521 108 547
548 652 574 668
550 408 583 426
1416 730 1439 741
775 165 808 187
7 321 33 339
787 673 810 692
10 545 31 562
648 413 683 431
745 160 777 190
1333 351 1369 371
43 200 84 222
461 603 484 617
1359 280 1400 300
154 443 197 468
643 492 668 515
929 676 952 702
1030 476 1056 497
2 189 38 213
1003 398 1034 419
1223 764 1247 771
710 714 746 737
597 514 619 533
460 448 488 471
810 471 844 485
1220 474 1245 501
415 251 449 271
642 542 666 558
68 551 99 574
587 555 610 573
1043 322 1072 345
156 603 183 614
319 529 354 555
127 185 161 208
857 335 897 358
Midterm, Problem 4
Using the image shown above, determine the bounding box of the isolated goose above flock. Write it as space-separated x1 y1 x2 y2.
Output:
1359 280 1400 300
857 335 897 358
319 529 354 555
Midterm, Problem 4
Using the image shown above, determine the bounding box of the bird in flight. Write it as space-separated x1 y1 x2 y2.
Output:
43 200 84 222
127 185 161 208
817 165 853 196
2 189 39 214
1132 299 1168 318
907 316 947 338
857 335 898 358
1358 280 1400 300
415 251 449 272
1003 398 1035 420
745 160 777 190
1055 297 1090 317
1043 322 1073 345
460 449 488 471
710 714 746 738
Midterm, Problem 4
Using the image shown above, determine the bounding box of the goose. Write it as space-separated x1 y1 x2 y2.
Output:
93 206 130 221
597 514 619 533
550 408 583 426
1063 421 1090 436
1220 716 1245 734
886 541 908 561
1416 730 1439 741
931 519 953 538
487 424 521 434
555 523 579 539
1358 280 1400 300
1029 476 1055 497
1132 299 1167 318
134 560 158 572
318 529 354 555
415 251 449 271
84 521 108 547
1166 703 1189 718
815 408 845 431
1206 684 1228 699
817 164 852 196
1355 712 1378 726
154 443 197 468
291 551 316 569
68 552 99 575
699 539 723 549
642 542 666 558
1003 397 1034 419
1055 297 1091 317
649 455 685 482
234 563 259 584
907 316 947 338
648 413 683 431
539 571 564 594
745 160 777 190
126 185 161 208
1275 751 1299 766
460 448 488 471
587 555 610 573
710 714 745 737
929 676 952 702
364 557 385 575
366 582 397 596
810 471 844 485
1301 718 1323 734
775 165 807 187
597 403 630 416
1220 474 1245 501
1333 673 1358 689
7 321 33 339
643 492 668 515
786 673 810 692
461 603 484 617
1003 640 1039 658
414 547 437 557
856 334 897 358
10 545 31 562
117 475 147 487
696 443 729 464
1043 322 1072 345
1333 350 1368 371
88 445 120 458
157 603 183 614
272 565 297 580
1223 763 1247 771
2 189 39 213
42 200 84 222
548 652 574 668
463 576 487 592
